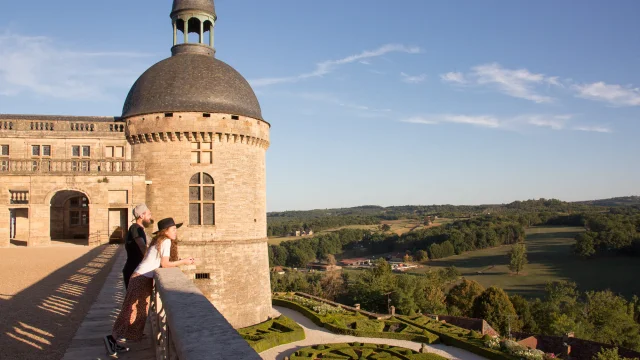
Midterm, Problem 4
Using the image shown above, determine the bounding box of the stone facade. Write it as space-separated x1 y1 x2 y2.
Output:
0 116 144 248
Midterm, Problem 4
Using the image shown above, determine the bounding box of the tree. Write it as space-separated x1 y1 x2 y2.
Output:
446 279 485 317
509 243 528 275
574 232 597 258
403 253 412 263
325 254 337 265
415 249 429 262
583 290 640 351
473 286 519 335
593 347 635 360
381 224 391 232
319 271 344 301
510 295 537 333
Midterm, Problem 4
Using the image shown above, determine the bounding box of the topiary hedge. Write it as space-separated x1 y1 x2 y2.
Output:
397 316 518 360
238 314 305 353
273 298 440 344
288 343 447 360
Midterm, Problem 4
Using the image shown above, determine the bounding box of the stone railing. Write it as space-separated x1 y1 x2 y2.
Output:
0 119 125 133
150 268 261 360
0 159 145 175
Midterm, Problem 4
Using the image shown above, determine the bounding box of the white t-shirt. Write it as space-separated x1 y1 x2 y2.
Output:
135 239 172 278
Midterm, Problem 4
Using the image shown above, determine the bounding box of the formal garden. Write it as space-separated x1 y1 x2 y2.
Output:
238 292 576 359
288 342 447 360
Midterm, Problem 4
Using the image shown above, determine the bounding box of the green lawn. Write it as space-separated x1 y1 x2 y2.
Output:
409 226 640 299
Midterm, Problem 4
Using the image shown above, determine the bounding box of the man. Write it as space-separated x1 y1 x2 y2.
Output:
122 204 153 290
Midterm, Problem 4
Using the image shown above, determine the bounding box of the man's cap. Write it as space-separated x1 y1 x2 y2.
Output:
132 204 150 219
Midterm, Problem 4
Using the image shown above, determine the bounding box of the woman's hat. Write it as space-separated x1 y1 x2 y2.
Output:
153 217 183 234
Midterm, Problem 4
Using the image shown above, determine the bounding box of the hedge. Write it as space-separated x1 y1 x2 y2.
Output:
272 298 440 344
396 316 518 360
239 315 305 353
288 343 448 360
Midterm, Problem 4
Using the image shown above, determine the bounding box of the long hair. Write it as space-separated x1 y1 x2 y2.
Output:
146 228 179 261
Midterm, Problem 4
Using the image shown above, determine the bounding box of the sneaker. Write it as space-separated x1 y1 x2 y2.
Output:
103 335 117 357
117 333 147 343
113 342 130 353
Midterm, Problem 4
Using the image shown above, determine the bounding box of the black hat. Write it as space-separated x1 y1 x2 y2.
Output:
153 217 183 234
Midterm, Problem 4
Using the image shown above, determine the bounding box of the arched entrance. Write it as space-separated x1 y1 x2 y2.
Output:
50 190 90 243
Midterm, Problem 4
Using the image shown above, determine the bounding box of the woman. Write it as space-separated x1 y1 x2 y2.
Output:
104 217 195 356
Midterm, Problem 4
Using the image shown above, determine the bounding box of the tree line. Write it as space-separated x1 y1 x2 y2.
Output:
574 213 640 258
268 216 526 268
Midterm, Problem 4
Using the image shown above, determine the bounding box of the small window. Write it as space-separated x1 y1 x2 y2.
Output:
1 145 9 156
195 273 210 280
203 113 211 118
190 142 213 164
72 146 80 157
231 115 240 120
165 113 174 118
82 146 90 157
42 145 51 157
31 145 40 156
115 146 124 158
105 146 114 158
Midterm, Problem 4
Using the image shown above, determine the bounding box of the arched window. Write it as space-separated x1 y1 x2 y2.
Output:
189 173 215 225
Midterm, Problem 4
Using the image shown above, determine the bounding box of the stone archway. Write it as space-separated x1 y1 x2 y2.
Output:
50 190 90 243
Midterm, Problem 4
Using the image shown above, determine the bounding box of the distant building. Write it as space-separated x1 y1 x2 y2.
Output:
307 263 342 272
339 258 372 267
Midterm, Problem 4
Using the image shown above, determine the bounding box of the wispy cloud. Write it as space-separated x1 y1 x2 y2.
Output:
440 72 466 84
0 32 152 100
402 113 609 133
250 44 422 87
402 115 501 128
573 81 640 106
441 63 559 103
573 125 613 133
525 114 571 130
400 72 427 84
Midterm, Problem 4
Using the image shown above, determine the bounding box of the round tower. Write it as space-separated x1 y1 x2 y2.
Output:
123 0 271 328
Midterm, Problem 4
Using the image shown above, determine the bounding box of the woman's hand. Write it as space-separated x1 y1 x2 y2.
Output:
181 257 196 266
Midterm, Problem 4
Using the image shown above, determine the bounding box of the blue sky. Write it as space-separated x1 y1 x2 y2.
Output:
1 0 639 211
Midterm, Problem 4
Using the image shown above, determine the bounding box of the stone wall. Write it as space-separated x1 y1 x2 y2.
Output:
127 111 271 328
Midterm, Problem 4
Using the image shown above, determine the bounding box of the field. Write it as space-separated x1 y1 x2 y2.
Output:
267 218 453 245
409 226 640 299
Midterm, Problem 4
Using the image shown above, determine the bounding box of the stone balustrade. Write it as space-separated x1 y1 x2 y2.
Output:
0 159 145 175
150 268 261 360
9 190 29 204
0 119 125 133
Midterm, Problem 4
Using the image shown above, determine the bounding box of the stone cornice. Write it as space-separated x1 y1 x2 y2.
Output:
126 131 269 149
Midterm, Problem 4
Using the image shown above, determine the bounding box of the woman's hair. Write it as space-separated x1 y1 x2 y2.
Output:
146 228 180 260
147 229 171 258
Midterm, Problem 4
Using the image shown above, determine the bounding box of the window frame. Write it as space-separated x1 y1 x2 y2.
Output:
188 172 215 226
190 142 213 165
68 196 89 227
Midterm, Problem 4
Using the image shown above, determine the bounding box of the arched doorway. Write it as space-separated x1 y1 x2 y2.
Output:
50 190 90 243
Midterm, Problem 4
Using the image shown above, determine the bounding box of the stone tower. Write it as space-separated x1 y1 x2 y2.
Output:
122 0 271 328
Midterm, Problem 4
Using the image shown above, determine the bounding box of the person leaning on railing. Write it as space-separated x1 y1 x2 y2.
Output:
103 217 196 357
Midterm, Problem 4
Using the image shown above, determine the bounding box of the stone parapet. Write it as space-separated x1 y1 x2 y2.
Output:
151 267 261 359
